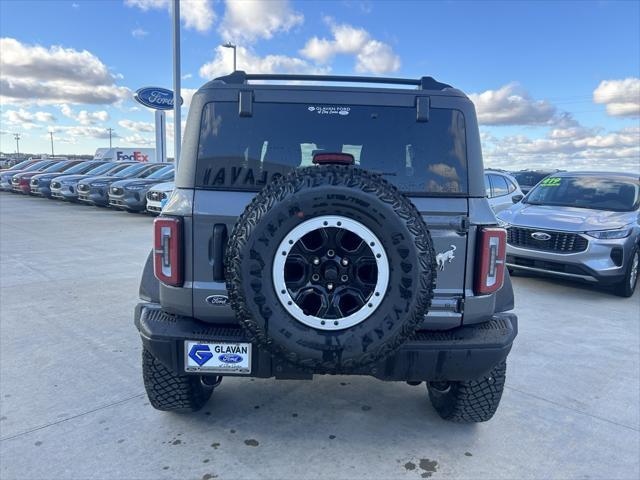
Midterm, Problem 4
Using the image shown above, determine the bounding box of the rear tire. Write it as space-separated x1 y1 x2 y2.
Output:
427 361 507 423
142 348 213 412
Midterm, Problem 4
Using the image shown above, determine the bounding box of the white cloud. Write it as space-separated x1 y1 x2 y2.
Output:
59 104 109 125
118 119 155 133
125 0 215 33
200 45 328 79
181 88 197 109
124 134 154 146
482 124 640 172
219 0 303 42
3 108 56 130
0 38 130 105
593 78 640 117
182 73 193 80
300 20 400 74
469 83 557 126
131 27 149 38
49 125 114 142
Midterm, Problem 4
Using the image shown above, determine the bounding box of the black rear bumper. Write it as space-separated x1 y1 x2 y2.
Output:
135 303 517 382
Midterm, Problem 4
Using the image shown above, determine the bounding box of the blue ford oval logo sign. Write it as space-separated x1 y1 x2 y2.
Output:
134 87 183 110
206 295 229 306
219 353 243 364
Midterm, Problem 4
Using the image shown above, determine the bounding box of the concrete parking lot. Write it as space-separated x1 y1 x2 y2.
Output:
0 192 639 480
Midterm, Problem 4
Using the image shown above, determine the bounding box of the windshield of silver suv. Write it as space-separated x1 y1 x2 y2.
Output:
525 176 640 212
85 162 119 176
112 163 148 177
145 165 174 179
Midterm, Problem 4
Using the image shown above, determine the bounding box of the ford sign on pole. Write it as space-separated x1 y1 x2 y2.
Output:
134 87 183 110
134 87 183 164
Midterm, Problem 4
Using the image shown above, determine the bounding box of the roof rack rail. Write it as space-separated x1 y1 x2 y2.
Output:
213 71 452 91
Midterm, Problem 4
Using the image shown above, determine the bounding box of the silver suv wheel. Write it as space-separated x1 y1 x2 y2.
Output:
630 251 639 290
273 215 389 331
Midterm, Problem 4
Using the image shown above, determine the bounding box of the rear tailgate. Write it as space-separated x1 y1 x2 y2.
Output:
191 191 467 328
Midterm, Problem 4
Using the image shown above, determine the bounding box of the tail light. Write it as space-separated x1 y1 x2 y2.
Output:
154 216 183 286
475 227 507 295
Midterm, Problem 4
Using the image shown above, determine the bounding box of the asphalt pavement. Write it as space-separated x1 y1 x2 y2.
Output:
1 193 639 480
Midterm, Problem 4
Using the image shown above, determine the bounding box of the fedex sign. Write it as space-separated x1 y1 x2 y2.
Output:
93 148 156 163
117 151 149 162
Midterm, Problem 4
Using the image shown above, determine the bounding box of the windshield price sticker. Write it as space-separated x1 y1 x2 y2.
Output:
540 177 561 187
307 105 350 116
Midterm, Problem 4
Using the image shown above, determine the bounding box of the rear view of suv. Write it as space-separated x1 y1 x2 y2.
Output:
135 72 517 423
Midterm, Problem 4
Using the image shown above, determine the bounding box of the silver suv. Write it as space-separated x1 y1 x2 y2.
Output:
497 171 639 297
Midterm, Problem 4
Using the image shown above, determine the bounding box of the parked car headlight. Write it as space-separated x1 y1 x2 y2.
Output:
586 228 632 239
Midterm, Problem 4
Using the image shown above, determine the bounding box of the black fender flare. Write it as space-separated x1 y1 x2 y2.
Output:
139 249 160 303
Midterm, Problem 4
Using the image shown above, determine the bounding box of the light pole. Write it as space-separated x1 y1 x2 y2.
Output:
13 133 20 155
107 128 113 148
49 131 54 157
222 42 237 72
172 0 181 168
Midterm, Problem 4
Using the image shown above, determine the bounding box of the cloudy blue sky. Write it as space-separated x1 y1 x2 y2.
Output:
0 0 638 171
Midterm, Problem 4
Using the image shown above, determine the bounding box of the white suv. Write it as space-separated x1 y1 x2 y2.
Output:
485 170 524 213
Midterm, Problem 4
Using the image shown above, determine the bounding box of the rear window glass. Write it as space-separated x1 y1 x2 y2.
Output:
512 172 549 186
196 102 468 195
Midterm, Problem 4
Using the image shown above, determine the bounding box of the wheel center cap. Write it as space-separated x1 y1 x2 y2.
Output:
323 263 339 281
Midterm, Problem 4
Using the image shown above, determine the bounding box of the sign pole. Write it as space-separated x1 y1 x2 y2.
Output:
172 0 181 168
155 110 167 163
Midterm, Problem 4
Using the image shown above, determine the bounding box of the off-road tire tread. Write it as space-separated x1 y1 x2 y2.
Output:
428 361 507 423
225 166 436 372
142 349 212 412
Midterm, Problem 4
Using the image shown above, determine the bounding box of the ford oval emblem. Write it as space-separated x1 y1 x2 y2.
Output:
531 232 552 241
134 87 183 111
206 295 229 306
219 353 243 364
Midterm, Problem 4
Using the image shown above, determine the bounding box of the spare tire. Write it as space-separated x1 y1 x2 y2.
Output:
225 166 436 372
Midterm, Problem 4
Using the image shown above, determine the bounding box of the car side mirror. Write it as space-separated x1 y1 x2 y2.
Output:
512 194 524 204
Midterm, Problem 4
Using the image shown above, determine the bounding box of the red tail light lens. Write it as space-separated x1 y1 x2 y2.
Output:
475 227 507 295
154 216 183 286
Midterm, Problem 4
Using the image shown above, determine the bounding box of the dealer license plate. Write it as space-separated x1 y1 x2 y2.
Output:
184 341 252 374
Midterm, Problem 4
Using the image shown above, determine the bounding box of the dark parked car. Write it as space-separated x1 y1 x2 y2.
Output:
78 163 166 206
135 72 517 423
109 165 175 212
13 160 83 194
1 160 58 192
0 158 38 173
511 169 562 194
50 162 132 201
31 161 106 197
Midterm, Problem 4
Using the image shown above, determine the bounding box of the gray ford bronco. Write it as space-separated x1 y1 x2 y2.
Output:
135 72 517 423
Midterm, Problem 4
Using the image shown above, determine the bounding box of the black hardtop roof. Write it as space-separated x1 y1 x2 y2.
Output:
199 70 466 97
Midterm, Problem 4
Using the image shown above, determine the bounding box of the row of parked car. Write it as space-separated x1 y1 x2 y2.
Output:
0 158 174 214
1 159 637 297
